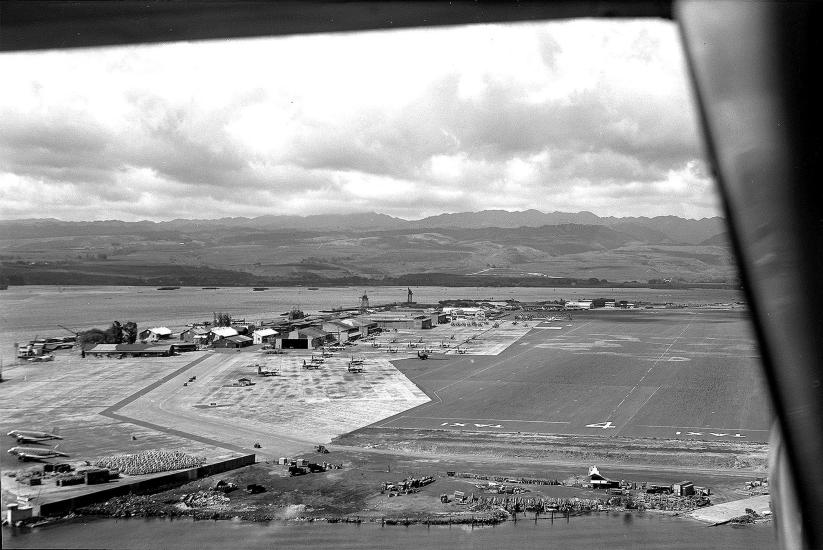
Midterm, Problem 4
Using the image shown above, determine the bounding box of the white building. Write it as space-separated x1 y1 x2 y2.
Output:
565 300 593 310
139 327 172 342
210 326 239 342
252 328 278 345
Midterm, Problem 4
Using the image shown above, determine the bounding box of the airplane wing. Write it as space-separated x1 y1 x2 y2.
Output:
15 452 53 461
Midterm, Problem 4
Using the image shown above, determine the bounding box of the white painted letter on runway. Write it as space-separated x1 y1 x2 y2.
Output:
586 421 616 429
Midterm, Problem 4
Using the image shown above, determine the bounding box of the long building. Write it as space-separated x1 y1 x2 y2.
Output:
365 313 432 330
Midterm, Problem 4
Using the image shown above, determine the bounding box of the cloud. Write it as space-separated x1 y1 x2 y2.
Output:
0 20 718 221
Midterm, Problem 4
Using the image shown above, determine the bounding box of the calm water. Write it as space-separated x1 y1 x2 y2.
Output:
2 514 773 550
0 285 744 355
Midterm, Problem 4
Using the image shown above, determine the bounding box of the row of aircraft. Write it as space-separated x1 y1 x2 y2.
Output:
6 429 69 461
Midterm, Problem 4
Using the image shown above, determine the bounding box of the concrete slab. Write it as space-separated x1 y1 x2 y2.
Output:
690 495 771 524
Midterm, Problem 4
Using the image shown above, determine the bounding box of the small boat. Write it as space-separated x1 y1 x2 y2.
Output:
308 287 319 290
28 354 55 362
252 287 269 291
157 286 180 290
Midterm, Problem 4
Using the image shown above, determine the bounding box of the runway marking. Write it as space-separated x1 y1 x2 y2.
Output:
606 322 692 421
375 415 571 429
408 416 570 424
586 421 616 429
641 425 768 432
102 354 212 415
615 385 662 432
441 422 503 428
674 431 748 438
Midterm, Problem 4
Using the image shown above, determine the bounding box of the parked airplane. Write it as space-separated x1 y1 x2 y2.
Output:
7 429 62 444
7 445 68 461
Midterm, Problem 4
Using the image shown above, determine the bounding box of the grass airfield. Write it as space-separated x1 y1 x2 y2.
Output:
373 309 770 443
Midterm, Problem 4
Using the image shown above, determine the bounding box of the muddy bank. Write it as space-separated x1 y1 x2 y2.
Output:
63 447 752 526
333 429 769 473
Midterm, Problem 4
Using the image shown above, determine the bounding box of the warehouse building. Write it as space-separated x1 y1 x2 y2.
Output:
180 326 211 344
210 326 239 344
85 343 175 357
213 335 253 348
321 319 361 343
344 317 379 335
366 313 432 330
276 327 330 349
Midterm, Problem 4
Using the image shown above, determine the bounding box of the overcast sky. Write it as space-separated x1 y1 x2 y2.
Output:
0 19 721 222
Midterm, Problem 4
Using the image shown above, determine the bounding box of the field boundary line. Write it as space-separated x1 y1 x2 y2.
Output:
607 321 692 421
614 385 662 436
639 425 769 432
101 353 212 415
96 352 254 452
396 416 571 424
100 410 247 453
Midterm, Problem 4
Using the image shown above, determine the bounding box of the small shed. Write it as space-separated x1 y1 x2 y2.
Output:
588 466 619 489
673 481 695 496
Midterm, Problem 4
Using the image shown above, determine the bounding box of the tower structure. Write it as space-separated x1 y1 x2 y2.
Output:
360 292 369 313
407 287 413 304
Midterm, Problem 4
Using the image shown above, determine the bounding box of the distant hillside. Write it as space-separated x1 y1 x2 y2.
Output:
600 215 726 245
408 209 603 229
0 213 739 285
0 210 726 245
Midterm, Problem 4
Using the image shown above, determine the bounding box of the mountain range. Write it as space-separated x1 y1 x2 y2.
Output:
0 211 736 286
0 210 725 244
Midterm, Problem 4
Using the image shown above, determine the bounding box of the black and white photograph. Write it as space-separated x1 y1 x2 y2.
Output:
1 2 819 549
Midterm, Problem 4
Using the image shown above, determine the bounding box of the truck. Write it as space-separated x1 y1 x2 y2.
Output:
288 463 307 476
